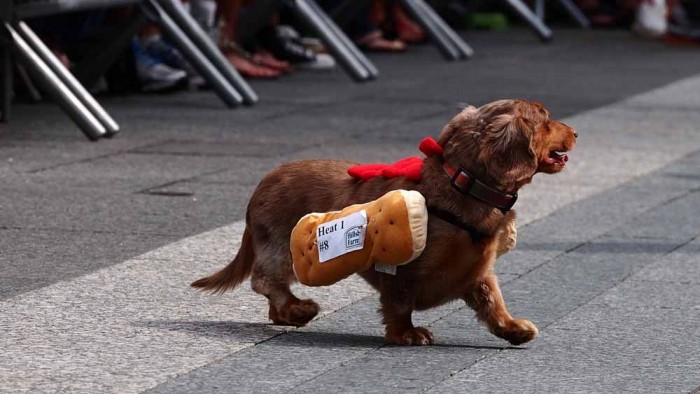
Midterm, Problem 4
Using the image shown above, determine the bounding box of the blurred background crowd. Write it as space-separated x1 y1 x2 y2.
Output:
15 0 700 95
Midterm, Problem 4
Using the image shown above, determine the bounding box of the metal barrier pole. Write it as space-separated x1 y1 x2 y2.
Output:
535 0 545 20
0 1 12 122
400 0 459 60
1 38 11 122
16 21 120 136
290 0 371 82
411 0 473 59
157 0 258 105
304 0 378 79
502 0 553 42
6 23 106 140
556 0 590 28
141 0 244 107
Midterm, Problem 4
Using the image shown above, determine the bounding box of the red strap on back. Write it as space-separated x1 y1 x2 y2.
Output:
347 137 442 182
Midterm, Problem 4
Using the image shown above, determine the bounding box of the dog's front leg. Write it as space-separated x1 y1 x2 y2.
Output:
496 212 517 257
380 288 434 346
464 273 538 345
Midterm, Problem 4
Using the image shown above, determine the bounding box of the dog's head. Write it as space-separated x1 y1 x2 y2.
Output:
438 99 577 192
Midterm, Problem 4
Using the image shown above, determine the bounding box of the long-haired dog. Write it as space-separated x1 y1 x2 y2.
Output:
192 99 577 345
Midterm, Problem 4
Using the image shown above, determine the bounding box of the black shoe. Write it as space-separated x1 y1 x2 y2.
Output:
259 25 316 64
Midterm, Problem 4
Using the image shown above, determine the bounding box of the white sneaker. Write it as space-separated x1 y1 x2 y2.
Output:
138 63 187 93
298 53 336 71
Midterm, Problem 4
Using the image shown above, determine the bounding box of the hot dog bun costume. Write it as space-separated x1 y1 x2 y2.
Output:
291 190 428 286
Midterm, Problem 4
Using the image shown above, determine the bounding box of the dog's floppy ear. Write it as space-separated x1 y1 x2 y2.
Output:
479 114 537 185
438 106 478 147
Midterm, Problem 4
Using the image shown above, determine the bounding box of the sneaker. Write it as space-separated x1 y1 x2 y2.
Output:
131 38 187 93
667 3 700 40
140 35 196 75
260 25 336 70
259 25 316 64
139 35 207 88
297 53 336 71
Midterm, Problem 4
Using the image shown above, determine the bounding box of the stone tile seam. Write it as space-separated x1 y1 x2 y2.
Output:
134 142 330 195
361 96 465 106
23 139 172 174
422 350 498 393
128 141 316 159
0 225 174 237
629 278 700 286
358 109 454 136
136 168 232 195
257 95 360 123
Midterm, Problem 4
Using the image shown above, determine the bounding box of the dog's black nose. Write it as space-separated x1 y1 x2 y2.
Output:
573 131 578 138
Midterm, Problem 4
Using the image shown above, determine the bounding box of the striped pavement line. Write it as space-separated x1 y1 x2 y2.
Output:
2 75 700 393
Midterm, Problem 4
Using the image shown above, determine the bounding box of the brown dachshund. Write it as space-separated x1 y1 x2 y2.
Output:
192 99 577 346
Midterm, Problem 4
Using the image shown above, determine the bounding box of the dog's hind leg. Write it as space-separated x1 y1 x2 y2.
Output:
380 290 434 346
464 273 538 345
250 244 319 327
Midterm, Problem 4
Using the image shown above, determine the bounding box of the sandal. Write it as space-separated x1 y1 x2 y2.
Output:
219 39 281 79
356 30 407 52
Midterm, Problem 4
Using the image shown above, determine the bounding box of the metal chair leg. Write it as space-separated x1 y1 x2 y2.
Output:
410 0 473 59
290 0 371 82
556 0 590 28
305 0 378 79
0 42 10 122
157 0 258 105
400 0 459 60
141 0 244 107
535 0 545 20
16 21 120 136
5 23 106 140
502 0 553 42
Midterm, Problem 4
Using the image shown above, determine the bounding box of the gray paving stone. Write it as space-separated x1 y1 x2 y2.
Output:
613 190 700 240
0 228 173 298
589 279 700 310
631 240 700 284
430 305 700 394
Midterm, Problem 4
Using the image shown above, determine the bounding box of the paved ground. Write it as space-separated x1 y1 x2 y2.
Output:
1 28 699 393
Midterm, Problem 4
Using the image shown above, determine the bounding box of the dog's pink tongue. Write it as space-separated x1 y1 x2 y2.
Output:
563 154 569 163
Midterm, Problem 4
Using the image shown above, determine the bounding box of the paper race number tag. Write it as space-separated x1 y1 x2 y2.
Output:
317 210 367 263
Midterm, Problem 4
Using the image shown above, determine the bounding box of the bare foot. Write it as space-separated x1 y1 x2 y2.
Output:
224 52 281 79
252 51 292 73
356 31 407 52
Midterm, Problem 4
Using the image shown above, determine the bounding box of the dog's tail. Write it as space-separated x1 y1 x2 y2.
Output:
191 227 255 294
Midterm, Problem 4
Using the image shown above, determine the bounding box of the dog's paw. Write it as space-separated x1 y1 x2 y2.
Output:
269 298 320 327
495 318 538 346
385 327 434 346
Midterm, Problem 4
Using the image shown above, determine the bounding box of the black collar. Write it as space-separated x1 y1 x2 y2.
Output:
441 161 518 212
